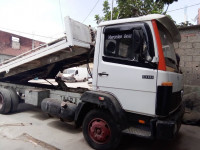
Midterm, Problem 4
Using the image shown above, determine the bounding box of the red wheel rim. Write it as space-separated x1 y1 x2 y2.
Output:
88 118 111 144
0 94 3 109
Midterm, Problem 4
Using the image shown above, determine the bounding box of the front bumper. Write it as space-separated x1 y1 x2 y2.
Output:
154 104 185 140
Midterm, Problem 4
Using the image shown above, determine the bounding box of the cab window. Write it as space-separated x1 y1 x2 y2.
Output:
104 31 138 60
158 24 178 72
103 23 156 69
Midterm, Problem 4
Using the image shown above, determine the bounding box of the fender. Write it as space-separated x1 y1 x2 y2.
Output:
75 91 127 129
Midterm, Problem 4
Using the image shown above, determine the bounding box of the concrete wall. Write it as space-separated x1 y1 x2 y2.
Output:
174 25 200 86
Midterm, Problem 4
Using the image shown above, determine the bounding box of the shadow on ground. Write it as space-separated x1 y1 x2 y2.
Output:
48 121 82 134
117 126 200 150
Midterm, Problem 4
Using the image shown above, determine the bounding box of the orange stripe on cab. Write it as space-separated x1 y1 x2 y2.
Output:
152 20 166 71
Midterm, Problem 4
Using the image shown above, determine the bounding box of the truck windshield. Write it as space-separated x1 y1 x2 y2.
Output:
158 24 178 72
66 69 75 74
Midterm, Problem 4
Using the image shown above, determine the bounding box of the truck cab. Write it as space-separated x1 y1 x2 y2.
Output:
80 14 184 150
92 14 183 116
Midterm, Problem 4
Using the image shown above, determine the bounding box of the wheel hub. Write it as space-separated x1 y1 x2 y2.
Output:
88 118 111 144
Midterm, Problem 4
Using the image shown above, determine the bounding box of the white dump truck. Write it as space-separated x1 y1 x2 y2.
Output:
0 14 184 150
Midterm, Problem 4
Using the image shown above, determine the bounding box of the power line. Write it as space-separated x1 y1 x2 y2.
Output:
82 0 101 23
0 26 56 39
168 2 200 13
59 0 65 31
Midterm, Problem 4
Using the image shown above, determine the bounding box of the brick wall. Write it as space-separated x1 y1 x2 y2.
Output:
0 30 44 57
0 30 43 48
174 25 200 86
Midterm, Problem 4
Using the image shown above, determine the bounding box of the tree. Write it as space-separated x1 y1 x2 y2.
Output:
156 0 178 4
95 0 119 24
95 0 177 24
117 0 165 19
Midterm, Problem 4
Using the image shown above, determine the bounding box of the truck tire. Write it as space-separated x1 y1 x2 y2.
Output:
0 88 12 114
83 109 121 150
8 88 19 113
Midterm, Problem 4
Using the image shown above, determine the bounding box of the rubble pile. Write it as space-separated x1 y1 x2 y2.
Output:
182 87 200 125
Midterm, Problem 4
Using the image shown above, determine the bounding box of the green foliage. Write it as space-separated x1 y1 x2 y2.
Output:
156 0 178 4
95 0 119 24
177 21 193 28
103 0 111 20
95 0 178 24
117 0 164 19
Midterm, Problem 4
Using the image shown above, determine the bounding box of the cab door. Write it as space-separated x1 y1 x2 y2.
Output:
96 22 158 115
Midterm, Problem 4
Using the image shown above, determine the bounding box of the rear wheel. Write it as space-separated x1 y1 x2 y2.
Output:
8 88 19 113
83 110 121 150
0 88 12 114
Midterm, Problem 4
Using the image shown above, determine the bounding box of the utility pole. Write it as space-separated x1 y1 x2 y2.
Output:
184 6 188 24
111 0 114 20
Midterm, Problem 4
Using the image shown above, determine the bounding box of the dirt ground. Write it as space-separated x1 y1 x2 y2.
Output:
0 81 200 150
0 103 200 150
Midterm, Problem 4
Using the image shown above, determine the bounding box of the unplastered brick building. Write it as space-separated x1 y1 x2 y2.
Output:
174 25 200 86
0 30 44 63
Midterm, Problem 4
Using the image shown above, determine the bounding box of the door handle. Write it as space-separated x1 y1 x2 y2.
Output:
98 72 109 76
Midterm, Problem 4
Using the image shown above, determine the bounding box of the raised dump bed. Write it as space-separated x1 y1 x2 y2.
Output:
0 17 95 84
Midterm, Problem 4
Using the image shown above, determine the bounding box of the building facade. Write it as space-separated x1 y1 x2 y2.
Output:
0 30 44 63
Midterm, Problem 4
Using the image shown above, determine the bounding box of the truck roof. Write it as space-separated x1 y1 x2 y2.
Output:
99 14 181 42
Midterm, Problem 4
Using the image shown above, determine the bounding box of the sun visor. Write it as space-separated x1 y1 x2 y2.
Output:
156 16 181 42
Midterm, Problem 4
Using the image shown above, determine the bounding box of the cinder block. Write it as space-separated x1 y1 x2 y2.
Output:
184 49 194 55
193 43 200 48
193 49 200 55
182 67 193 74
180 36 187 43
184 61 193 68
193 66 200 74
187 34 200 43
175 48 185 56
183 73 200 85
192 62 200 68
181 56 192 62
179 43 192 49
190 74 200 86
183 74 193 85
193 56 200 62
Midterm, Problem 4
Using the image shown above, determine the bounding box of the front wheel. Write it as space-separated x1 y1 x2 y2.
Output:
83 110 121 150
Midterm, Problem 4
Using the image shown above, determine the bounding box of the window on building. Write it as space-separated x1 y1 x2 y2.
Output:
12 36 20 49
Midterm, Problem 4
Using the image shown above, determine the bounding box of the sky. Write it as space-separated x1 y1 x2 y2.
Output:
0 0 199 43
